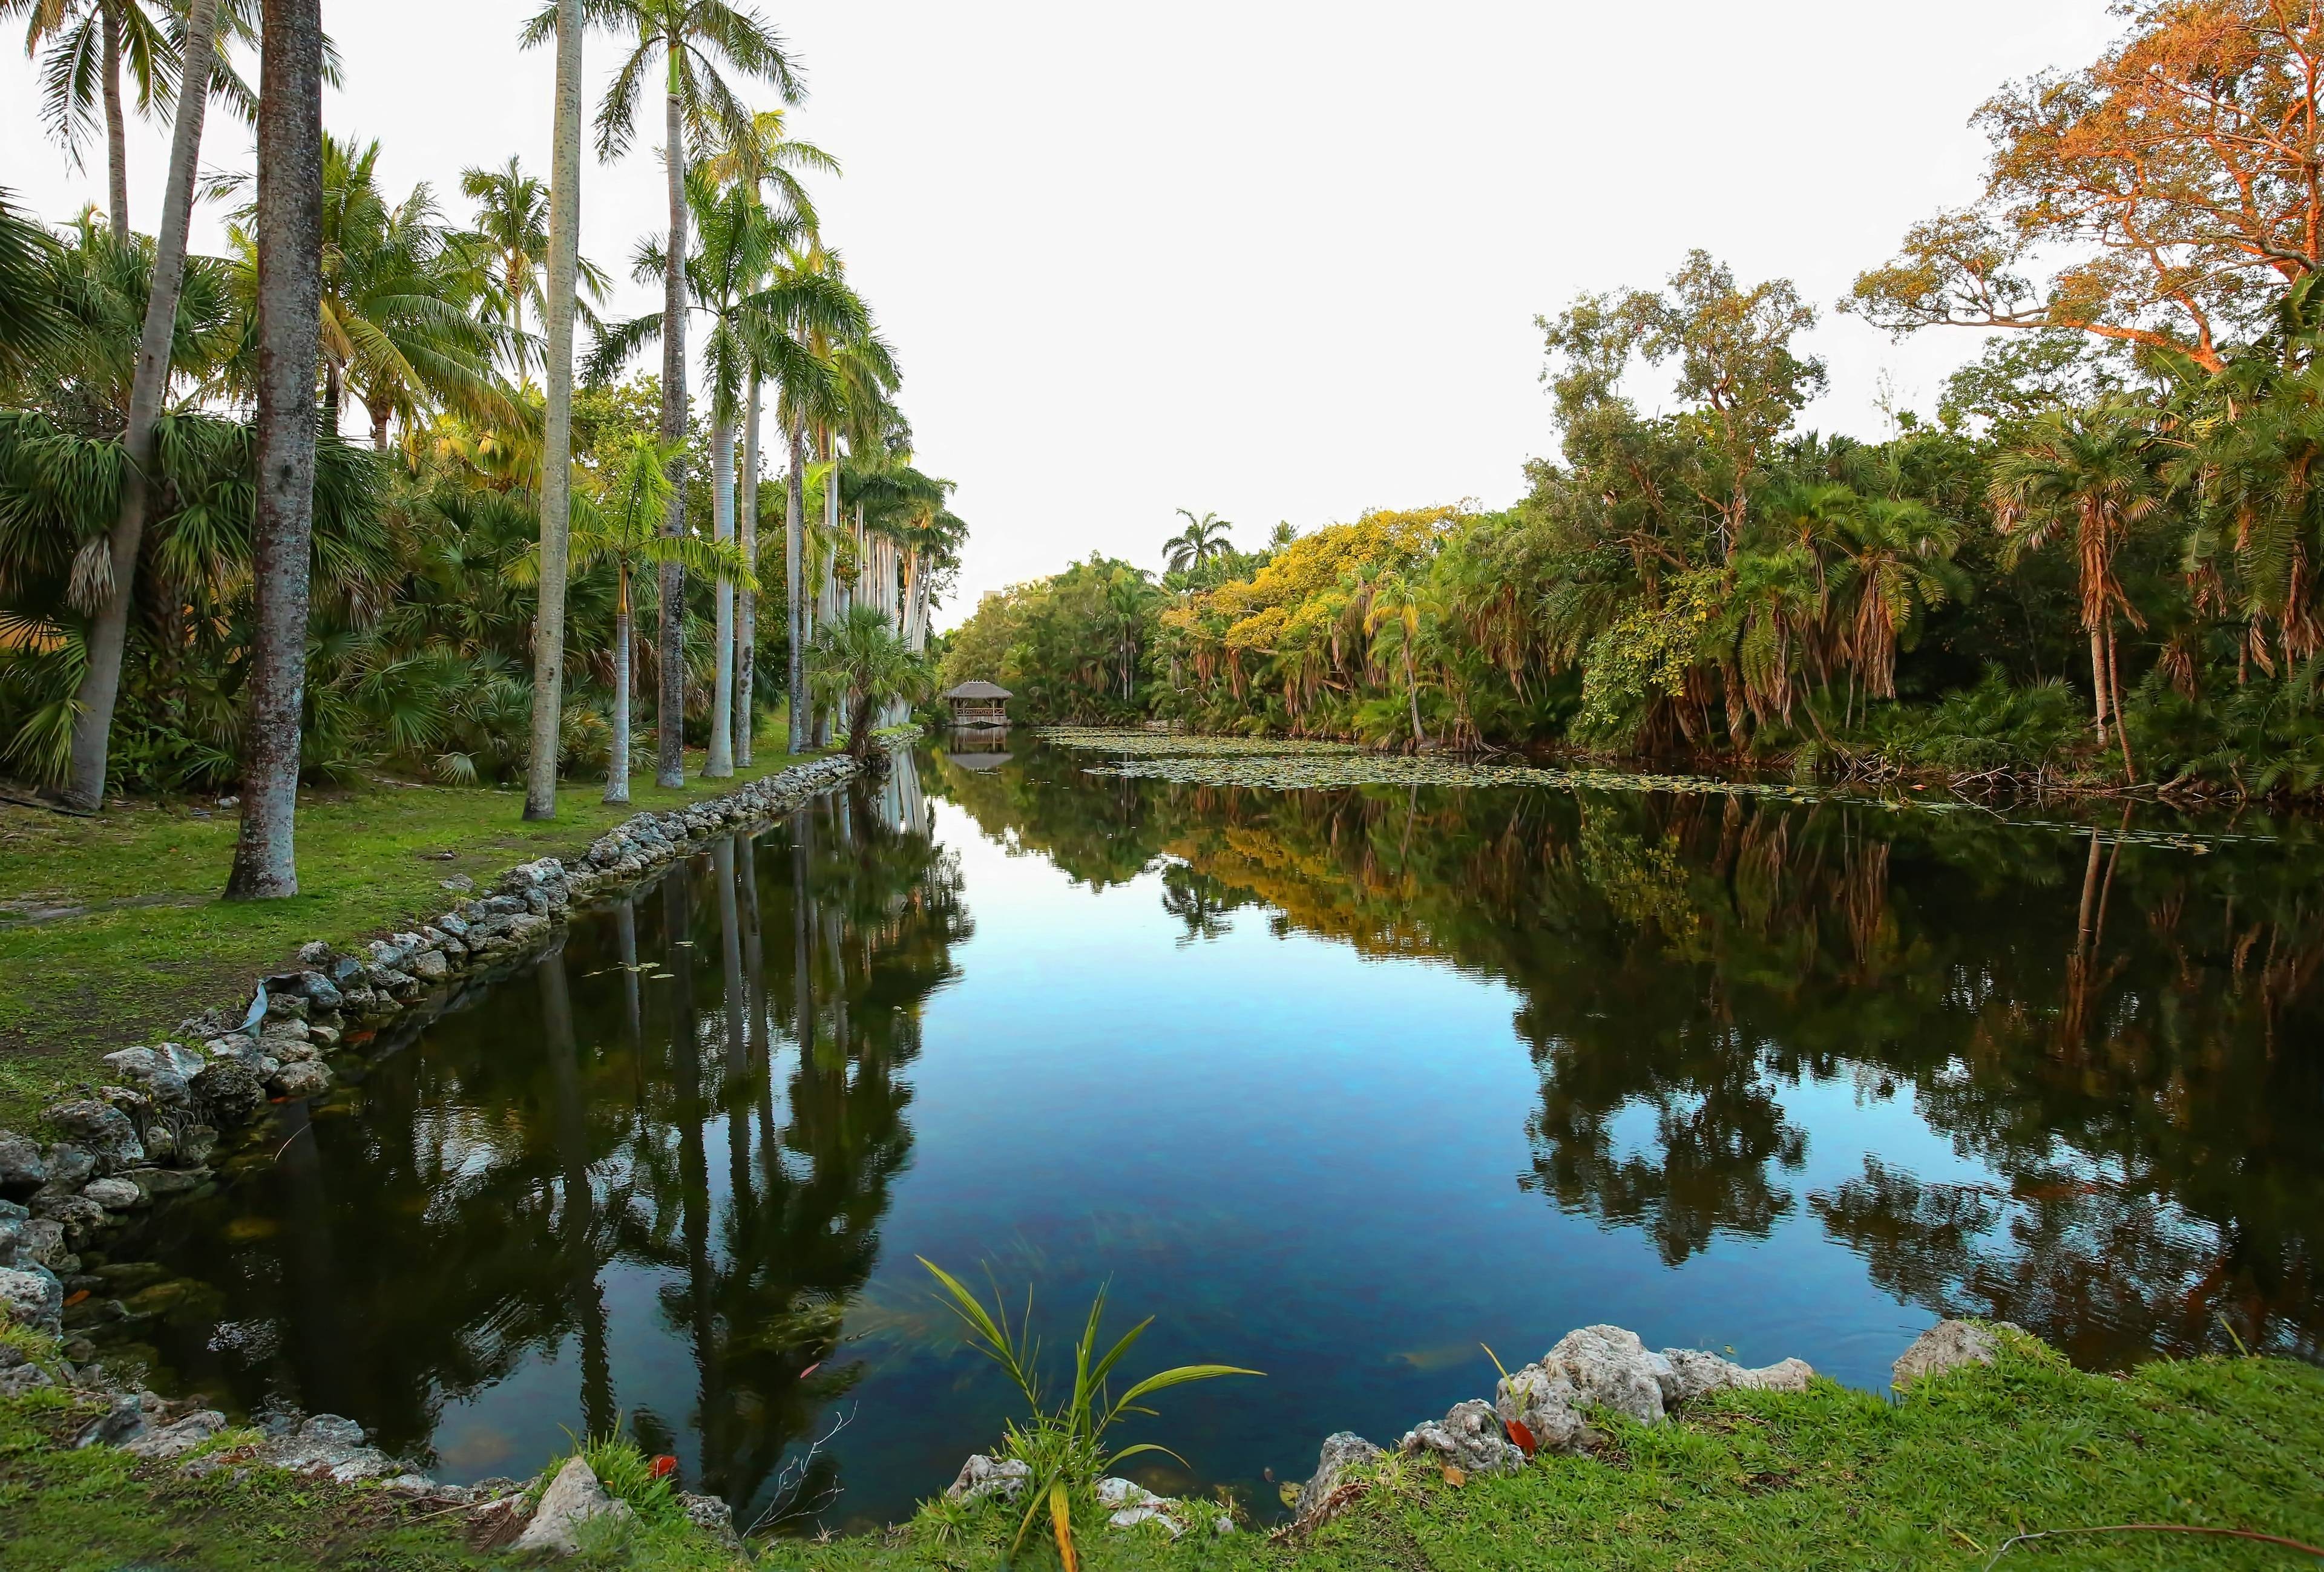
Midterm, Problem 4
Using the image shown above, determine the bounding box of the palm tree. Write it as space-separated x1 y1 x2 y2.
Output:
1825 494 1965 705
223 0 324 900
703 109 835 765
552 432 746 802
807 603 927 759
588 0 804 788
520 0 583 822
1990 401 2162 780
1359 566 1431 750
0 190 65 379
5 0 172 240
1163 508 1232 574
452 155 608 382
59 0 222 811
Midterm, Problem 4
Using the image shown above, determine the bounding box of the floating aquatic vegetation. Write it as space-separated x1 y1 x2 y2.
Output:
1034 727 1361 758
1038 729 2276 853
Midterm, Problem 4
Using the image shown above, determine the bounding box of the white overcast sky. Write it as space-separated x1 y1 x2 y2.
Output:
2 1 2122 625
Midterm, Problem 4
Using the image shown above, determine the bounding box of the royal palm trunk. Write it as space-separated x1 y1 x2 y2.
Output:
654 44 688 789
736 378 760 764
64 0 221 812
605 567 632 804
102 8 128 242
707 411 736 777
525 0 585 820
785 417 808 754
224 0 324 901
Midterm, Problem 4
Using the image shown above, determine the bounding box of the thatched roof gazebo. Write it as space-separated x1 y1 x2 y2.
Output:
940 680 1013 729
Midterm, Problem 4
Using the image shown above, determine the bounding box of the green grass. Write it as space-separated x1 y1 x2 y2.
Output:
3 1328 2320 1568
0 724 818 1129
761 1332 2324 1572
0 1373 744 1572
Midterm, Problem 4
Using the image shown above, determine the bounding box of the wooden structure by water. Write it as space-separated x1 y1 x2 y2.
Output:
941 680 1013 729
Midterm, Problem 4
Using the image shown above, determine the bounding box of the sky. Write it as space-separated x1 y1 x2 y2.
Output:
1 1 2125 627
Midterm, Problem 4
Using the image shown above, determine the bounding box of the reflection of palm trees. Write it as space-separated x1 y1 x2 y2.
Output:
1160 863 1247 946
540 940 616 1440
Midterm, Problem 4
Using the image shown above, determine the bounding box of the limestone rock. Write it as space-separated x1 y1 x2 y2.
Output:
74 1394 148 1448
0 1135 46 1196
0 1263 64 1332
512 1455 633 1556
80 1177 144 1211
269 1061 332 1101
257 1414 407 1482
410 949 450 983
1400 1398 1525 1475
1893 1320 2000 1388
1651 1348 1815 1406
42 1101 144 1173
1544 1325 1667 1426
944 1453 1029 1505
1293 1431 1382 1521
0 1361 53 1397
1095 1476 1186 1537
676 1492 741 1549
189 1058 264 1125
123 1409 229 1461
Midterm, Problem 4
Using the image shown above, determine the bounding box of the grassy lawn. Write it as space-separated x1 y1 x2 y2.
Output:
0 724 818 1130
5 1332 2318 1570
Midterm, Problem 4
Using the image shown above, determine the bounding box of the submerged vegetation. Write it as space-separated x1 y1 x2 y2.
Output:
946 6 2324 800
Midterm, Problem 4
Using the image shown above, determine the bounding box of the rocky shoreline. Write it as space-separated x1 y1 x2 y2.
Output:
0 750 876 1550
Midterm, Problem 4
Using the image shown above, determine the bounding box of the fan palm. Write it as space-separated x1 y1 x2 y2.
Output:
1990 400 2163 779
577 0 803 788
806 603 927 759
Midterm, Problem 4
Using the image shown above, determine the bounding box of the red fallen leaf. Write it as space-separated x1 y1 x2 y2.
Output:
63 1290 89 1307
648 1455 677 1481
798 1362 821 1380
1504 1416 1538 1458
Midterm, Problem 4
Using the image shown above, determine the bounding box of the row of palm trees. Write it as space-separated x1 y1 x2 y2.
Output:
6 0 966 895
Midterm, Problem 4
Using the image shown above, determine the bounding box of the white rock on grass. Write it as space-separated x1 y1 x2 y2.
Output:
1892 1319 2004 1387
123 1410 228 1461
1293 1432 1381 1521
513 1455 634 1556
1494 1325 1820 1458
0 1264 64 1333
1399 1398 1525 1475
944 1453 1029 1505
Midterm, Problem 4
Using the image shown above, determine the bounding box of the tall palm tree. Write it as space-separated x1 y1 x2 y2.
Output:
1990 401 2162 781
223 0 324 900
550 432 745 802
6 0 172 240
452 154 608 382
1359 566 1431 750
589 0 803 788
0 190 65 379
521 0 583 821
1163 508 1232 574
60 0 221 812
703 109 834 765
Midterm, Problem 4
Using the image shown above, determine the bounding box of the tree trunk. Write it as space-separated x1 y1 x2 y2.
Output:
706 410 735 777
605 567 631 804
369 402 390 452
62 0 221 813
2106 619 2136 781
1405 644 1427 749
654 52 688 789
735 377 759 765
815 434 839 746
785 416 807 754
224 0 324 902
525 0 583 820
2089 624 2110 745
849 690 876 759
102 8 128 243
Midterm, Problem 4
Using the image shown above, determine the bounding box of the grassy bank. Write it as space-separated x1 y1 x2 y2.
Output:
4 1330 2319 1569
0 725 816 1129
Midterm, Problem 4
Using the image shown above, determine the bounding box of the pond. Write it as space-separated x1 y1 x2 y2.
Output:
95 737 2324 1533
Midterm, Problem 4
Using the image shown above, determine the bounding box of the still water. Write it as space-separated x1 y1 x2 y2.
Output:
100 739 2324 1530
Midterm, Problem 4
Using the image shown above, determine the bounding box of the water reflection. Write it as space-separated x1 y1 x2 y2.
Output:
112 754 968 1523
91 741 2323 1533
930 747 2324 1369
